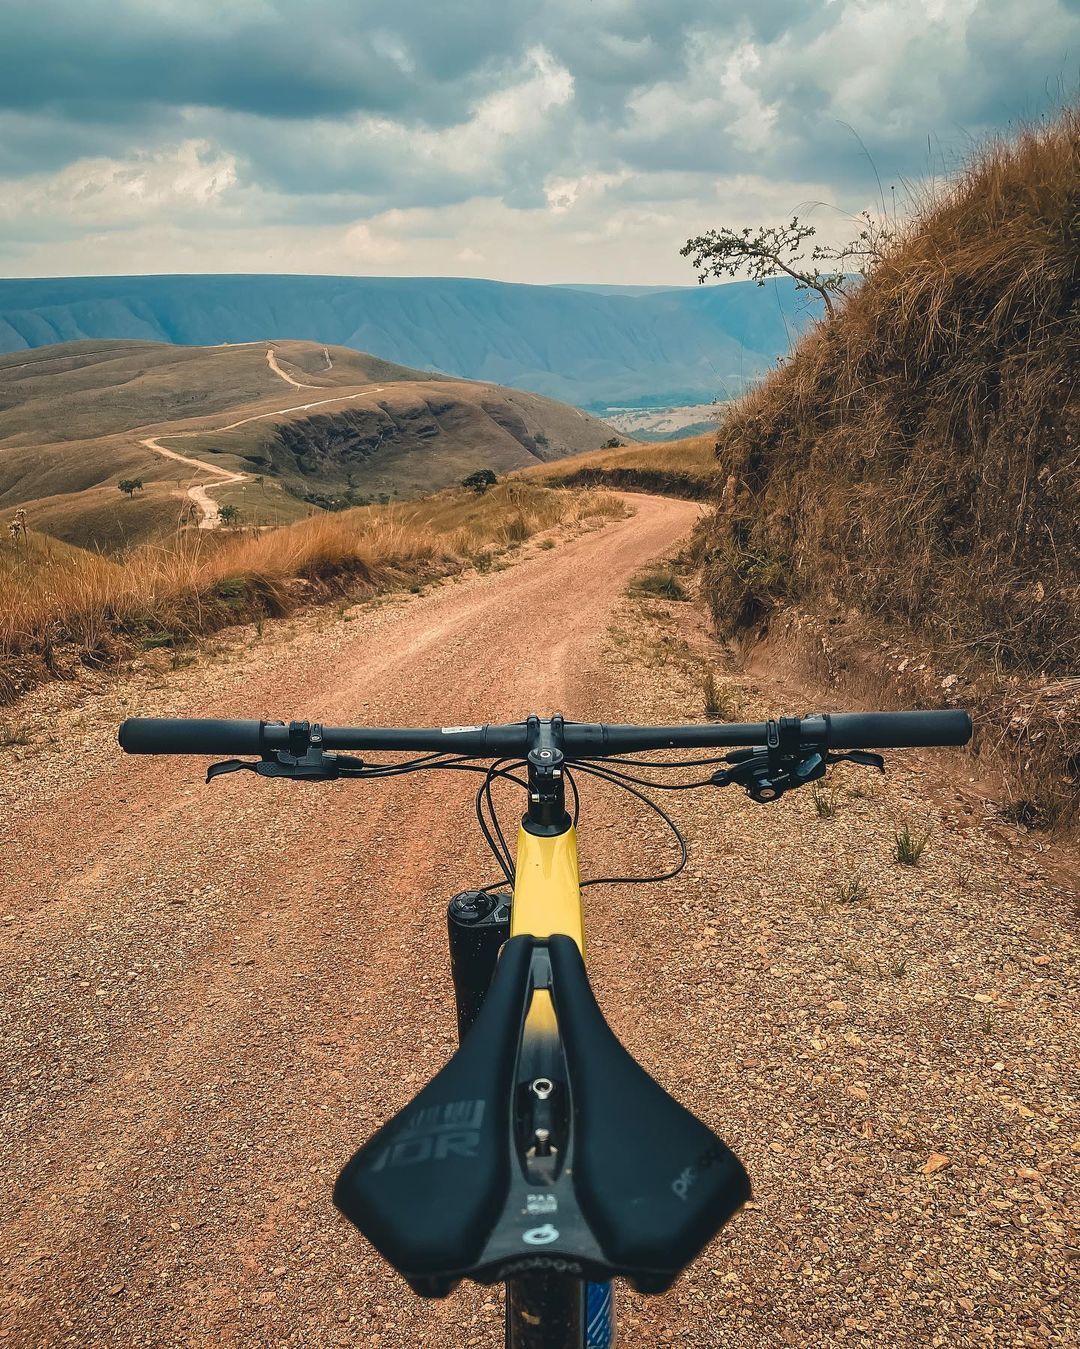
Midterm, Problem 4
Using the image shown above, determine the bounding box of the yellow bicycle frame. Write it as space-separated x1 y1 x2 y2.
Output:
510 824 584 1044
510 825 584 950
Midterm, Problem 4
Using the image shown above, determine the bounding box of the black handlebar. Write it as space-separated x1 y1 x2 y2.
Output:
118 709 971 758
118 718 267 756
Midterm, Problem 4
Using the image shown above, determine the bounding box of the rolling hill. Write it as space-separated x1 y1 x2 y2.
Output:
0 338 618 549
0 275 821 409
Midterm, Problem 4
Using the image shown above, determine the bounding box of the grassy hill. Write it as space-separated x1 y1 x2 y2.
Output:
0 275 821 410
699 109 1080 823
0 339 617 549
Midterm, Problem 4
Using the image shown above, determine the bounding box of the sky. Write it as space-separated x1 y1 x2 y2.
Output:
0 0 1075 284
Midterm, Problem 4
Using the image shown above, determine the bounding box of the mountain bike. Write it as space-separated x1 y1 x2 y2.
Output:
119 707 971 1348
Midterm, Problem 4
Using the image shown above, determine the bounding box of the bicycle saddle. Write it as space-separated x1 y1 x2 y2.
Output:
333 935 750 1296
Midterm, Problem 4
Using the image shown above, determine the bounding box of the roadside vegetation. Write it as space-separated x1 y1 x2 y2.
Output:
523 431 722 500
697 107 1080 825
0 481 625 703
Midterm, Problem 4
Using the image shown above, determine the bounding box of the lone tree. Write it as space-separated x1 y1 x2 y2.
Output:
462 468 498 495
118 478 144 498
217 504 241 526
680 211 892 317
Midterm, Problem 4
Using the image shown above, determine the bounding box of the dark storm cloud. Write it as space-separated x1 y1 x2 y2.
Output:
0 0 529 123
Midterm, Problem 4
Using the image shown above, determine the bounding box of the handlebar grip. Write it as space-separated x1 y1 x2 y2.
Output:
826 710 972 749
118 718 268 755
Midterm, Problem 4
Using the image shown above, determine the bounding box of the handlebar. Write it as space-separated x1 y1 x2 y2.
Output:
118 709 972 758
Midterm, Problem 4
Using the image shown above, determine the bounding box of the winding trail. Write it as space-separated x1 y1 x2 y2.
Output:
141 350 386 527
140 436 248 530
266 346 318 390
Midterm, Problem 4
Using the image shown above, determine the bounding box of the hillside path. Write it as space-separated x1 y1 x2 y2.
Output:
0 496 1075 1348
266 346 318 390
140 436 249 530
140 382 386 527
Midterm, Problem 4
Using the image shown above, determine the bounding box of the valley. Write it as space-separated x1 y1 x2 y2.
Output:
601 403 723 441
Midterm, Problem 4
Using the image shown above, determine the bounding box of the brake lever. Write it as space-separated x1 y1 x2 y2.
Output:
710 745 884 803
827 750 885 773
205 750 365 784
206 758 259 782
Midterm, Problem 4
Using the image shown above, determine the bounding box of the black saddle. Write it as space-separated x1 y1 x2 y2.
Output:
333 935 750 1296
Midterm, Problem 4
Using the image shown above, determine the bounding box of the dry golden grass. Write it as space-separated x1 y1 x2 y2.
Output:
700 107 1080 822
0 481 625 701
521 432 721 499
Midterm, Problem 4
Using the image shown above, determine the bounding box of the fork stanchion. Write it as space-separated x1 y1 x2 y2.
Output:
447 890 512 1042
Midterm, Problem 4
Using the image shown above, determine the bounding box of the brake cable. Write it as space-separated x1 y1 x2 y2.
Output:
204 724 880 892
570 761 689 888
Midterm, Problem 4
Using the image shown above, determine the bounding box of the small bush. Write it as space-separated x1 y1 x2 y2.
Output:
462 469 498 495
998 798 1040 828
140 630 176 650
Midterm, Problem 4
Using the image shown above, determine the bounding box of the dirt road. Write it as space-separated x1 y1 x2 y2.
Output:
140 379 385 527
266 347 317 390
140 436 249 530
0 496 1075 1348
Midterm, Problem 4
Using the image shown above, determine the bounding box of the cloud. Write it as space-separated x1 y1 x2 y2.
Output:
0 0 1076 280
0 141 238 243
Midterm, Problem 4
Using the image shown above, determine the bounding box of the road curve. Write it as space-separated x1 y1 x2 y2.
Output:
140 436 248 529
0 496 703 1347
141 383 385 528
266 347 317 390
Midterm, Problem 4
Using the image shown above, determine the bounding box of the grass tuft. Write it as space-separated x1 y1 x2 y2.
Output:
702 669 729 721
629 564 689 602
894 821 932 866
811 783 839 819
834 876 869 906
0 720 32 748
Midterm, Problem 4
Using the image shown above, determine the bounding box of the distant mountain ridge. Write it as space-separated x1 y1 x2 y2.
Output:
0 274 821 409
